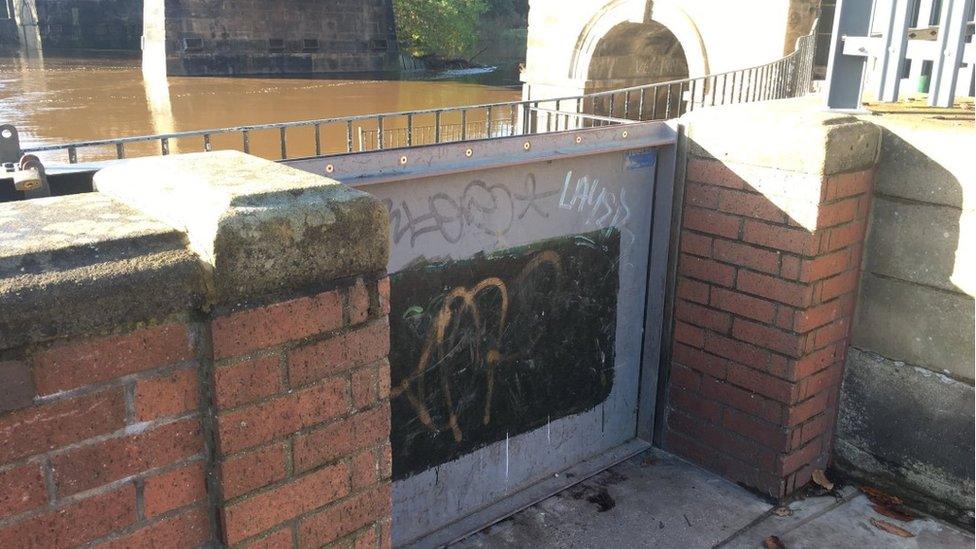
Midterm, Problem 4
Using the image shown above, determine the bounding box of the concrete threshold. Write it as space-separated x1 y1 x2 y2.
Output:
451 449 973 549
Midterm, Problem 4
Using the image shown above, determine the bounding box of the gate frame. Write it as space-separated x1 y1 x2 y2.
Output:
286 120 679 547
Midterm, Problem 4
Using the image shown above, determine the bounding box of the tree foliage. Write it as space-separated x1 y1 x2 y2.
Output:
393 0 489 58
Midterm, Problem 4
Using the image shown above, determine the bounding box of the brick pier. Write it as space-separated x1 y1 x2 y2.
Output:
665 101 882 498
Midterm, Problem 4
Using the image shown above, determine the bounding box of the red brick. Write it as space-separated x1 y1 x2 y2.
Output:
798 362 844 400
732 319 805 358
799 249 849 283
816 197 859 228
220 442 288 500
715 188 788 223
144 461 207 517
293 405 391 473
212 290 343 360
686 159 747 189
354 524 380 549
795 296 851 333
378 444 392 480
668 412 775 473
792 344 842 381
742 220 819 256
0 485 135 548
823 272 859 302
352 366 380 409
811 318 850 349
297 484 391 548
669 363 702 392
781 438 823 474
679 255 736 287
684 182 721 209
673 343 729 379
377 360 391 401
32 324 193 395
136 368 200 421
727 363 797 403
701 376 766 418
825 169 873 200
787 390 831 426
737 270 813 308
222 463 349 545
680 230 713 257
213 354 282 410
351 450 380 489
780 255 801 279
241 528 294 549
704 333 769 370
347 279 370 325
100 506 211 549
710 288 776 323
217 378 349 454
825 219 867 252
723 409 787 450
683 207 741 239
53 418 204 496
799 413 831 447
676 278 710 305
0 463 46 518
0 359 35 413
675 300 731 333
0 388 125 463
377 278 391 316
669 386 722 423
674 321 705 348
713 239 781 274
288 321 391 387
773 306 795 330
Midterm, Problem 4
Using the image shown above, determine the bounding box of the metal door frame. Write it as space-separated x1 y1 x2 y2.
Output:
287 121 679 547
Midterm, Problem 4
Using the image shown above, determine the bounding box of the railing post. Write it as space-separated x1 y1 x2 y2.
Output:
929 0 974 107
825 0 873 110
875 0 913 102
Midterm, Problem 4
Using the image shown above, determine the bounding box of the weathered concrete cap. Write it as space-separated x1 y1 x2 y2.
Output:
94 151 389 304
0 193 206 349
682 96 881 175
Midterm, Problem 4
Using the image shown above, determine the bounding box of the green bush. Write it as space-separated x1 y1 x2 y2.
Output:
393 0 489 58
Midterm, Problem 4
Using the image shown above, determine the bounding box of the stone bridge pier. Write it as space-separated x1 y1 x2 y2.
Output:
521 0 820 101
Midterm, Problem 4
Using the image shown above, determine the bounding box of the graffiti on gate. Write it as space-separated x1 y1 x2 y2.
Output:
383 174 559 247
388 229 620 479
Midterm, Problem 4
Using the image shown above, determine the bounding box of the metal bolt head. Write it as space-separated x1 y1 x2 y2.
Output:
523 141 531 151
465 148 473 157
622 131 629 138
575 136 583 144
325 164 335 174
399 156 408 165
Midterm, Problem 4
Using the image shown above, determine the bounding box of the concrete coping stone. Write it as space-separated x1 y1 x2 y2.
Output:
681 96 882 176
1 151 390 350
95 151 389 305
0 192 206 349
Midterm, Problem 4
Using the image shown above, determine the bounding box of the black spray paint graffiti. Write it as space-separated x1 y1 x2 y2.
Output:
388 230 620 479
384 174 560 247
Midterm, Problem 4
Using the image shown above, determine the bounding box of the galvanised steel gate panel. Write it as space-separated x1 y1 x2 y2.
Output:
286 122 677 546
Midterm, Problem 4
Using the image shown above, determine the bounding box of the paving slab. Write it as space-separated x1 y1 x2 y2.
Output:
451 449 974 549
453 449 773 548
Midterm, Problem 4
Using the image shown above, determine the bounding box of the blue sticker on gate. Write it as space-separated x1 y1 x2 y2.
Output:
625 148 657 171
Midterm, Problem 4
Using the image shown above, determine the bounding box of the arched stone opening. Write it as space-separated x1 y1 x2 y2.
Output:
585 20 689 94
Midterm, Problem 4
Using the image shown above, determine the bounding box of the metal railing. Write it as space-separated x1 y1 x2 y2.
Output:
21 28 816 165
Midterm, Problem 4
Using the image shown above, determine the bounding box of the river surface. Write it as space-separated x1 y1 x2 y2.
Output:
0 55 521 162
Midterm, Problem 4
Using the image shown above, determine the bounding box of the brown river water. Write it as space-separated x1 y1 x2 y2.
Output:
0 55 521 163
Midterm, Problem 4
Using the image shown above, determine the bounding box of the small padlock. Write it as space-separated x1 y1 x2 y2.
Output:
13 167 42 192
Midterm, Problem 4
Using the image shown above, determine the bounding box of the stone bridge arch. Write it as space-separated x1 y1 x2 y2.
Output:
521 0 818 101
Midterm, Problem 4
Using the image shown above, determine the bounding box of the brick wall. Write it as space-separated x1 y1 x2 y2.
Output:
0 151 392 547
665 149 876 498
0 323 212 547
212 277 392 547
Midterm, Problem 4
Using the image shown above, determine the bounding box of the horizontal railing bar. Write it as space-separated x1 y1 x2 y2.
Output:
21 31 814 159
